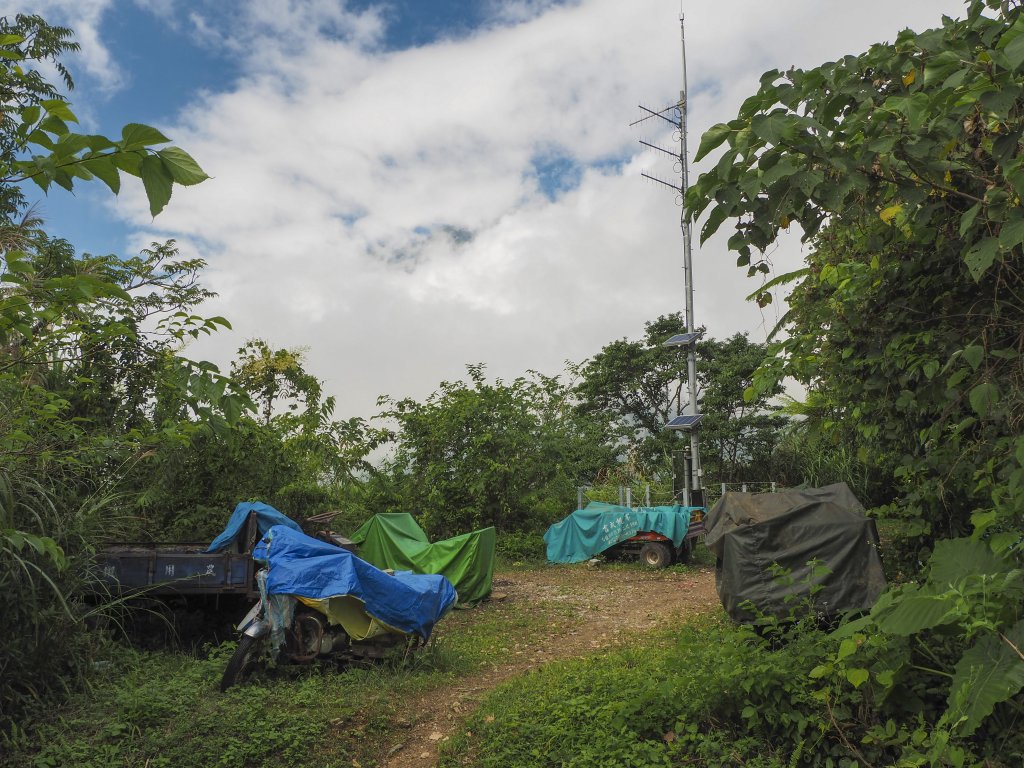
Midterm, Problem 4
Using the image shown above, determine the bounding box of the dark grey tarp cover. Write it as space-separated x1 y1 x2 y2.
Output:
705 483 886 622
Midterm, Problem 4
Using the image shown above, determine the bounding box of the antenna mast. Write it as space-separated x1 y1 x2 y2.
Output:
632 15 703 507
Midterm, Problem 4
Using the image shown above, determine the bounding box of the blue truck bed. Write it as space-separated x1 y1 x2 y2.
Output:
95 512 262 597
96 542 258 596
95 512 358 597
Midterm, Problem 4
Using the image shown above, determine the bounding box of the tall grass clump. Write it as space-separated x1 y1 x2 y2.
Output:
0 469 130 731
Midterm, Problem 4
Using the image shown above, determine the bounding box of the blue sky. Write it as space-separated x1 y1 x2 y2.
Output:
25 2 238 253
27 0 541 253
23 0 593 256
6 0 968 419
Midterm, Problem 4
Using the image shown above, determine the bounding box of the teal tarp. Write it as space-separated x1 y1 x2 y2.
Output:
544 502 696 564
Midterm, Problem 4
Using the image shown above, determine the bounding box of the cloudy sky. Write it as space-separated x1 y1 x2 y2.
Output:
8 0 966 420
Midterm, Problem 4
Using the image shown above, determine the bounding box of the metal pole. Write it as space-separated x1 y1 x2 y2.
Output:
578 486 585 510
679 16 702 500
645 484 651 507
683 454 691 506
626 486 633 509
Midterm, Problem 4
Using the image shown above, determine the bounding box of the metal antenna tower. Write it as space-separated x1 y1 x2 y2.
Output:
631 15 703 507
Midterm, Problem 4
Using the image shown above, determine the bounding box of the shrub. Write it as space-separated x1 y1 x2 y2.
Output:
495 530 546 564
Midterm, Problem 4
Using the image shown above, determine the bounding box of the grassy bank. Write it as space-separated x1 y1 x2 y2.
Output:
440 616 1022 768
1 567 568 768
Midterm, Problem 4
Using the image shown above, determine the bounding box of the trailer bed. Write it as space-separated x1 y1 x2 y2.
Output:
96 543 257 596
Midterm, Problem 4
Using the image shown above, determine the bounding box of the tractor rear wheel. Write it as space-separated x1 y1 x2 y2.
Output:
639 542 672 569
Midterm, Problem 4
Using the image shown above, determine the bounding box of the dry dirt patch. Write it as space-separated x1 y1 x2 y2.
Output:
379 565 719 767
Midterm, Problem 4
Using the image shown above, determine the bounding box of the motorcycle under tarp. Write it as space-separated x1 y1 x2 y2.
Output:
350 513 495 605
544 502 695 564
254 525 457 641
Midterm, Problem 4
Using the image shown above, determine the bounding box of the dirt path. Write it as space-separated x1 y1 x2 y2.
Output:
378 565 719 768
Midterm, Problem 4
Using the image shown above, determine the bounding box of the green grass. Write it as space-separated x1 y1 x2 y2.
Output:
438 614 840 768
3 557 726 768
437 600 1020 768
439 643 685 768
1 565 560 768
6 644 399 768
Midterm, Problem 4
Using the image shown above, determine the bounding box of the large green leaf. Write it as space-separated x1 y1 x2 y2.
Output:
969 381 1000 418
998 215 1024 249
120 122 171 151
929 537 1009 586
220 393 245 425
1004 32 1024 71
962 345 984 371
946 620 1024 735
39 98 77 123
695 123 733 161
963 237 999 281
750 112 799 146
82 134 118 153
156 147 209 186
111 151 142 177
20 104 40 126
875 594 956 635
884 93 930 132
923 50 962 87
140 154 173 216
700 204 730 244
79 157 120 195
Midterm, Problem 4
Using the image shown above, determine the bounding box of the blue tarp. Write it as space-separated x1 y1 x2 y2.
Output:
253 525 457 641
206 502 302 553
544 502 697 564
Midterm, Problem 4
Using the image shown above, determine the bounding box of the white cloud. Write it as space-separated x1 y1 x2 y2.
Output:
98 0 964 420
0 0 124 92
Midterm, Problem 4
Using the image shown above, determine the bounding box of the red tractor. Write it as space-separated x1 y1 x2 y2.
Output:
602 508 706 568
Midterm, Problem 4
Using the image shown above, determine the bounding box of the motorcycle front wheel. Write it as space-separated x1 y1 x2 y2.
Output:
220 633 266 692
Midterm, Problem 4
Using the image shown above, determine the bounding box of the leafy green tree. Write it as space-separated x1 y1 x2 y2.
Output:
378 364 615 537
573 314 785 485
138 341 386 539
0 14 220 727
690 0 1023 545
699 333 787 484
689 0 1024 757
769 391 892 507
572 315 689 472
231 340 321 426
0 14 77 220
229 340 384 489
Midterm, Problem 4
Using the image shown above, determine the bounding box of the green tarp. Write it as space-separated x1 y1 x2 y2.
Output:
350 513 495 605
544 502 695 564
705 483 886 622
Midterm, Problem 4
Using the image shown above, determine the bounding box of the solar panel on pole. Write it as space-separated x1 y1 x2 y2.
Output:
663 332 701 347
666 414 704 430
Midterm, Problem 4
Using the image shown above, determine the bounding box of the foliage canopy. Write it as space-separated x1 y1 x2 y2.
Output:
689 0 1024 756
573 314 785 486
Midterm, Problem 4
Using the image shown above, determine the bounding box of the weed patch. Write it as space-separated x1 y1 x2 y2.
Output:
2 636 474 768
3 566 570 768
442 606 1023 768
